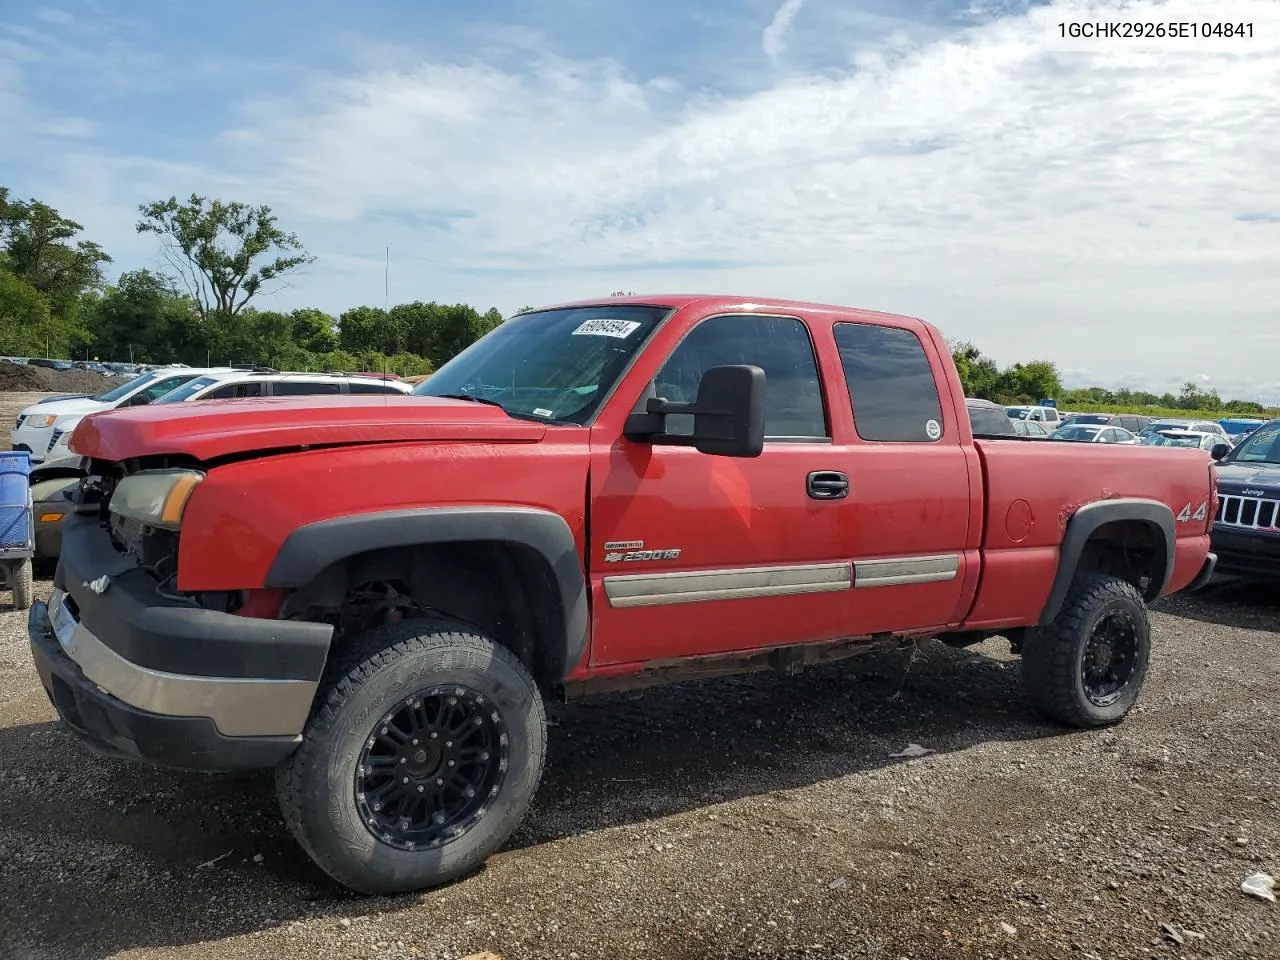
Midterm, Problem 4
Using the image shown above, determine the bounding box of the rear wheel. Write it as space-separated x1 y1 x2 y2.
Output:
1021 573 1150 728
276 619 546 895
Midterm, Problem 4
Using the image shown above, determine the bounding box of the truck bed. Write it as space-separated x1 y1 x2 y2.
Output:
962 438 1216 630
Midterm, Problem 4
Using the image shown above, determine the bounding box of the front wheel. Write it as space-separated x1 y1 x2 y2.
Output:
276 620 547 895
9 559 33 611
1021 573 1151 728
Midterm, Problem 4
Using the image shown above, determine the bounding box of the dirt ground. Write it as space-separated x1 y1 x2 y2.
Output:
0 363 122 395
0 392 1276 960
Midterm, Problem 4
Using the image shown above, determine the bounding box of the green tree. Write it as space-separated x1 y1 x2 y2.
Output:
949 340 1002 399
997 360 1062 403
0 268 53 355
136 194 313 356
0 189 110 331
338 305 399 354
236 308 298 368
1175 381 1222 411
291 308 338 354
1224 399 1265 415
84 269 203 364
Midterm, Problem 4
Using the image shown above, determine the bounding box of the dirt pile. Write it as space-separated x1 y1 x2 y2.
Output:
0 361 118 395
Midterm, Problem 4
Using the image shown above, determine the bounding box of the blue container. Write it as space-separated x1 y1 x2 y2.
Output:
0 451 33 551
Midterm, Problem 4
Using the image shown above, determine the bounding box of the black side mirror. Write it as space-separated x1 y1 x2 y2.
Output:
625 364 765 458
1210 443 1231 461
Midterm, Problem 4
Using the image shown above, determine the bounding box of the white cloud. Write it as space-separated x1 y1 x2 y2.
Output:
37 115 96 137
6 0 1280 401
763 0 807 63
33 8 74 27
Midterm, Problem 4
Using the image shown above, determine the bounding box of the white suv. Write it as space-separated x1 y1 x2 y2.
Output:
41 370 413 461
11 366 236 463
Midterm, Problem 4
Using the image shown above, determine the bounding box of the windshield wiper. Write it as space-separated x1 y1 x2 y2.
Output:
434 393 572 425
436 392 507 410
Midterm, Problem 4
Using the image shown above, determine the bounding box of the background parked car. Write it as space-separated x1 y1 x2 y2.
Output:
1137 418 1228 442
1140 428 1233 457
11 366 234 462
1050 424 1138 444
40 370 415 463
1219 417 1267 444
1057 412 1152 434
1013 419 1053 438
1004 404 1063 427
1211 418 1280 580
966 398 1018 436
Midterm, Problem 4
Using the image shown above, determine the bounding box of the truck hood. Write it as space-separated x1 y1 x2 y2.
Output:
1215 461 1280 494
69 395 547 462
20 396 109 420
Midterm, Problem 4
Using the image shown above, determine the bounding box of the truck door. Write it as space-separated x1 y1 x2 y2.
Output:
587 312 853 667
827 321 974 634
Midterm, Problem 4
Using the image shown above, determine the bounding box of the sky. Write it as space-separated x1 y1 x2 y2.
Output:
2 0 1279 401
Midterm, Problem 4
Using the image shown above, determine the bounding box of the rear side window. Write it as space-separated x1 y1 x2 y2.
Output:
205 382 265 399
348 382 404 394
270 381 342 396
834 323 944 442
653 314 828 440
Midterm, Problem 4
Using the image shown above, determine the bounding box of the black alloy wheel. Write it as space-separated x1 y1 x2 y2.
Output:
1080 610 1139 707
355 686 507 851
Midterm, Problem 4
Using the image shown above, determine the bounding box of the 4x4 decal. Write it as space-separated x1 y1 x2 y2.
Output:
1176 501 1207 523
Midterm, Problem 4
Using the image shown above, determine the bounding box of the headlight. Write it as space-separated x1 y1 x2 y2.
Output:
109 469 205 530
24 414 57 429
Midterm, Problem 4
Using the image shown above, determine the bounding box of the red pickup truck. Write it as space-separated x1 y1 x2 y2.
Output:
28 295 1217 895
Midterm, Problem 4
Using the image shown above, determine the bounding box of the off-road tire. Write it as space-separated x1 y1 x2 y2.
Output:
1021 573 1150 728
276 619 546 895
9 559 33 611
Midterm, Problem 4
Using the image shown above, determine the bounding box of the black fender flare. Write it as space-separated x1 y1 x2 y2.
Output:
265 506 588 682
1039 498 1176 626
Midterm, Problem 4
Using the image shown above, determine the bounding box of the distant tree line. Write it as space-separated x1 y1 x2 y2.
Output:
949 339 1276 415
0 184 1274 409
0 187 502 376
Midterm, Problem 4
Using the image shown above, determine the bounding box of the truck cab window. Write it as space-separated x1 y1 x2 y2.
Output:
834 323 944 442
652 314 828 440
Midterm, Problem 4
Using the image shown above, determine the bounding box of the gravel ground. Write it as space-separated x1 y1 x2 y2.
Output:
0 393 1276 960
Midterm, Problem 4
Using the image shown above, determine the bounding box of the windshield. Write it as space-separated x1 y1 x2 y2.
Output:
413 305 671 423
1053 426 1100 441
92 372 154 403
154 375 219 403
1062 414 1107 427
1227 420 1280 464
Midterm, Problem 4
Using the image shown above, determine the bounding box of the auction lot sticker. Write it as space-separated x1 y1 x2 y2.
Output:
572 318 642 338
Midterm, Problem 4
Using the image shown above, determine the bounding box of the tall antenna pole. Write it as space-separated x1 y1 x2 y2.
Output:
384 246 390 312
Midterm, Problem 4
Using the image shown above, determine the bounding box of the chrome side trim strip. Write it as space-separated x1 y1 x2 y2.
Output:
49 589 314 738
853 554 960 588
603 562 852 608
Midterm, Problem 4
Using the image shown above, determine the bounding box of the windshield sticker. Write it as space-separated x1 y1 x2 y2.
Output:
571 318 642 339
925 419 942 440
532 407 554 417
